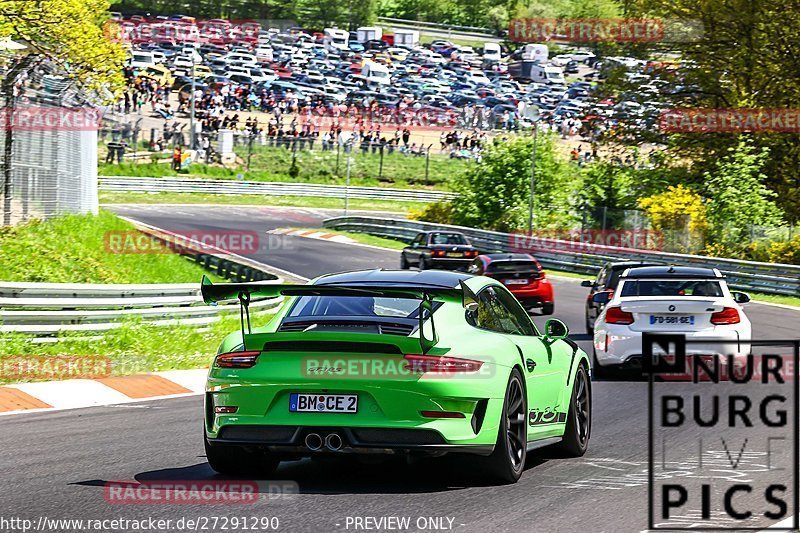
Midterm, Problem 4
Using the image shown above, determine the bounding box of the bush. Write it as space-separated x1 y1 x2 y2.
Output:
767 236 800 265
409 201 453 224
702 241 770 262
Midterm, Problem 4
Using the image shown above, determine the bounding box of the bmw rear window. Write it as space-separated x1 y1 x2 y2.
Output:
620 280 723 297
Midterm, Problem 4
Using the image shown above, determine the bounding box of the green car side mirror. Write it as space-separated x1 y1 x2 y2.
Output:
543 318 569 340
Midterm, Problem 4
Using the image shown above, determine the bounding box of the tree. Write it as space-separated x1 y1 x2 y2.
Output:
625 0 800 220
576 162 637 228
296 0 377 29
0 0 125 94
450 134 574 232
703 138 785 236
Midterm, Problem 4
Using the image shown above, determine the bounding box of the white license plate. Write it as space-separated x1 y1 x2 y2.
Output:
649 315 695 325
504 279 528 285
446 252 463 257
289 393 358 413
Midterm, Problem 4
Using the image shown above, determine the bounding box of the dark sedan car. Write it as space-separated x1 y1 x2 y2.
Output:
581 260 662 334
400 231 479 270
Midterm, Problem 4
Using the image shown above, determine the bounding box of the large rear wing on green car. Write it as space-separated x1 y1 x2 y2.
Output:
200 275 478 353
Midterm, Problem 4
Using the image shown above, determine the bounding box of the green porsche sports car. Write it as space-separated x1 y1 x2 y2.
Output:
201 269 591 483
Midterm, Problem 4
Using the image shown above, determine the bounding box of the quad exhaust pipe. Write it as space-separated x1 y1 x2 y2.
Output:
304 433 323 451
325 433 343 451
304 432 344 451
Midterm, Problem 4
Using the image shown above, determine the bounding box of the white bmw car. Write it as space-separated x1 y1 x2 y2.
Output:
592 266 752 375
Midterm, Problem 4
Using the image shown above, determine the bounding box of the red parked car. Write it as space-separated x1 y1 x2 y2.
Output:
467 253 554 314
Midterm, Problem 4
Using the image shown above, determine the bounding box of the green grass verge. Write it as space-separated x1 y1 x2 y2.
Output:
0 210 222 283
99 191 427 213
99 144 465 190
545 269 594 280
746 292 800 308
0 314 276 384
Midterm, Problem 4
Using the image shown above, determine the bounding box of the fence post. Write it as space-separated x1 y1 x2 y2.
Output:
247 134 253 172
335 142 341 176
344 143 352 215
379 144 384 180
425 146 431 185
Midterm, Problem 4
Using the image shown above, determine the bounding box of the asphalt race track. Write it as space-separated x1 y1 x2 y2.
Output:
2 204 798 533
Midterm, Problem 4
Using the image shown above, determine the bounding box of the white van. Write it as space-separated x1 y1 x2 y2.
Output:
324 28 349 52
531 64 565 84
362 61 391 85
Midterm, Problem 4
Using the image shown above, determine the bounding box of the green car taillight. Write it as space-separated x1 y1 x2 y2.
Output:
404 354 483 373
214 350 261 368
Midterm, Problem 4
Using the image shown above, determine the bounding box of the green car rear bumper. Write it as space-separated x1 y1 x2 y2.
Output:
204 363 509 455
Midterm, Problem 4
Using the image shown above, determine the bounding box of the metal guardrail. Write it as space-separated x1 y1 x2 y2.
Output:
99 177 456 203
323 216 800 297
0 284 281 335
0 220 283 336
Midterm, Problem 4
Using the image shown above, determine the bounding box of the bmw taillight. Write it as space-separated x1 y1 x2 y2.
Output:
605 306 634 325
404 354 483 373
711 307 740 325
432 250 445 257
214 350 261 368
465 250 478 258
